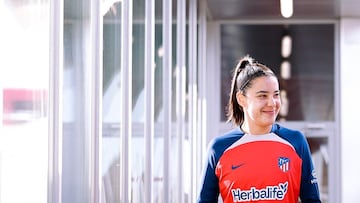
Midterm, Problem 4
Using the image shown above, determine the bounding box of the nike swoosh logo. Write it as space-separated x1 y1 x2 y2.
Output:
231 163 244 170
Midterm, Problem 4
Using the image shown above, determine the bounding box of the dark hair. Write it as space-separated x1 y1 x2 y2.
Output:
227 55 276 126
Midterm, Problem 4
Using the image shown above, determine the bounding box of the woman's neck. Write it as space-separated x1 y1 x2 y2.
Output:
240 122 272 135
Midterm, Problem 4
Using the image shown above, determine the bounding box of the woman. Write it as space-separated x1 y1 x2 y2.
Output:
197 56 321 202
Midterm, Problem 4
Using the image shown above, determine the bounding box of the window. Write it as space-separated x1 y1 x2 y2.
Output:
219 23 336 203
220 24 335 122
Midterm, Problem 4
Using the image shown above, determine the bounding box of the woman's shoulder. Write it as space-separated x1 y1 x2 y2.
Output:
209 128 244 152
273 123 308 149
273 123 305 137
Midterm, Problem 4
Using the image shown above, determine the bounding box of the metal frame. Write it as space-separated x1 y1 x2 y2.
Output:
48 0 64 202
189 0 198 202
90 0 103 201
162 0 173 201
198 0 208 178
144 0 155 201
120 0 133 202
176 0 187 202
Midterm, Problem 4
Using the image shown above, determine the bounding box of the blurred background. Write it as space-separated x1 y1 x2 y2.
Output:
0 0 359 202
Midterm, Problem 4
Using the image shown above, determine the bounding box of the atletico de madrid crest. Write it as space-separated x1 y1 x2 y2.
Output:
278 157 290 172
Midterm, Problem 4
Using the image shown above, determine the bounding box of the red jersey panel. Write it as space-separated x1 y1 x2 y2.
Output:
215 133 301 203
197 124 321 203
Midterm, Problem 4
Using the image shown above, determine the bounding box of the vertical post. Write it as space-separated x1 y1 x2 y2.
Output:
188 0 198 202
177 0 186 202
48 0 64 202
90 0 103 202
120 0 133 202
162 0 172 201
0 1 3 198
332 22 341 203
198 0 207 172
144 0 155 201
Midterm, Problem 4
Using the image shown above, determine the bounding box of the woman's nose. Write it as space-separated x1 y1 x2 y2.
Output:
268 97 277 106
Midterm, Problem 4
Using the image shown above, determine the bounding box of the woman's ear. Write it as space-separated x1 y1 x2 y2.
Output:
236 91 246 108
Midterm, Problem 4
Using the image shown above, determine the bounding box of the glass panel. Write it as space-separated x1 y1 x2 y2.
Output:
132 0 146 201
220 24 334 122
0 1 49 202
154 0 164 200
307 137 329 203
154 22 178 202
102 1 122 202
63 0 92 201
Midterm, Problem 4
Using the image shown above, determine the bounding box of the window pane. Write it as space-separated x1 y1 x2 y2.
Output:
308 137 329 203
0 1 49 202
102 1 122 202
63 0 92 201
220 24 334 122
132 0 146 200
154 0 164 200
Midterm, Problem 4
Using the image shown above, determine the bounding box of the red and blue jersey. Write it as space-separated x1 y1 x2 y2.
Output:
197 124 321 203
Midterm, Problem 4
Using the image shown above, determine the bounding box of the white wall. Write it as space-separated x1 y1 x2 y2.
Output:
340 19 360 202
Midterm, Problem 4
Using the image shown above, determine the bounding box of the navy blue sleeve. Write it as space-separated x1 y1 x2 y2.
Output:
197 138 220 203
298 133 321 203
197 129 242 203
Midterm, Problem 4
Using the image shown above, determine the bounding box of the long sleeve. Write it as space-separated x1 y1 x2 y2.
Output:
299 134 322 203
197 142 220 203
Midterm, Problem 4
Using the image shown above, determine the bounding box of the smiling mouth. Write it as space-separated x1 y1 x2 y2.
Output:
263 110 279 116
263 110 276 113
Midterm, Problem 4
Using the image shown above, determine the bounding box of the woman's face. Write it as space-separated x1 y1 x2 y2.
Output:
237 76 281 130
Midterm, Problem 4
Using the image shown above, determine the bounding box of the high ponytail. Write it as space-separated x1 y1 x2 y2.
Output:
226 55 275 126
227 56 253 126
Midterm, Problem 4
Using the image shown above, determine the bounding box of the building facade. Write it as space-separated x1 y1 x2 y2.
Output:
0 0 359 202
